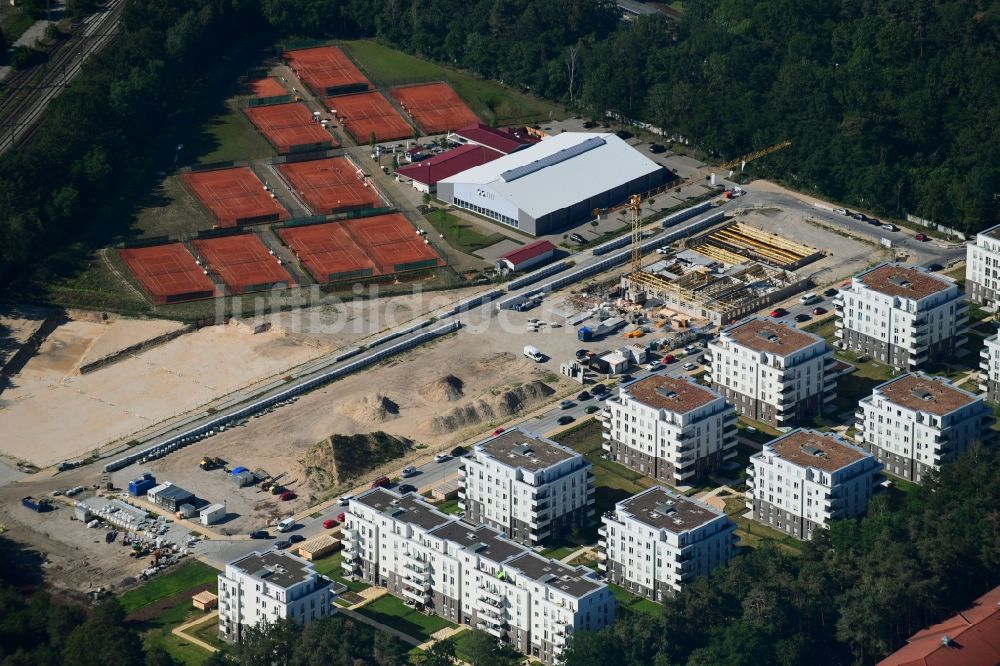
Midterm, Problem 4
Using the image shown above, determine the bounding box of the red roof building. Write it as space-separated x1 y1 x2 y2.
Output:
497 239 556 272
878 585 1000 666
450 123 540 155
396 144 502 193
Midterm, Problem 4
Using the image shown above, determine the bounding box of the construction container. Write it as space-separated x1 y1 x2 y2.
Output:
200 503 226 526
128 473 157 497
176 503 196 519
231 471 255 487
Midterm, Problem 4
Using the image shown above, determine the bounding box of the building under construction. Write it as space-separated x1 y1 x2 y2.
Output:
687 221 823 270
623 251 809 326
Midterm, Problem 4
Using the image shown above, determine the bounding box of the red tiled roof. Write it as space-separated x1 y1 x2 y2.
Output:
499 240 556 266
454 123 540 155
396 144 502 186
878 585 1000 666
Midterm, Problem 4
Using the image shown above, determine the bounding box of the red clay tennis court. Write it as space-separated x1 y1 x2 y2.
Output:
119 243 216 304
327 91 413 142
191 234 294 295
278 157 382 215
284 46 371 96
248 77 287 98
389 83 479 135
244 102 337 154
344 213 442 275
278 221 375 283
181 167 289 227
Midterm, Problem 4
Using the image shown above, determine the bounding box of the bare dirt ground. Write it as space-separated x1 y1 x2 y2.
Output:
0 287 487 469
0 306 49 366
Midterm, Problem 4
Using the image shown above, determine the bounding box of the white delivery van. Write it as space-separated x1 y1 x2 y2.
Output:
799 293 819 305
523 345 543 362
277 517 295 533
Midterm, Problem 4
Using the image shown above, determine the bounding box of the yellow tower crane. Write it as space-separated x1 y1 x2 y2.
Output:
719 139 792 173
629 194 643 277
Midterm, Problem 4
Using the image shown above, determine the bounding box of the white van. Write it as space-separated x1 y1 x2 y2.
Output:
277 518 295 533
799 293 819 305
523 345 543 362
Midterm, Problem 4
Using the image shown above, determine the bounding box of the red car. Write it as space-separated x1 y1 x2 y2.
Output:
915 233 928 241
337 512 346 523
322 518 338 529
493 427 505 436
663 354 676 363
812 307 827 315
279 491 297 501
371 476 390 488
770 308 788 318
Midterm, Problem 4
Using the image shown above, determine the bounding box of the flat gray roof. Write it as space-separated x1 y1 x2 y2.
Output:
230 551 318 589
474 428 581 472
355 488 452 531
617 486 726 533
505 552 602 597
429 522 525 565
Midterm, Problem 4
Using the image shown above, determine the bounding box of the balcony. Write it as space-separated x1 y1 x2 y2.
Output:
723 447 738 461
479 621 506 638
457 490 465 499
402 557 429 574
402 586 431 604
341 558 360 573
341 528 355 540
480 584 504 603
597 560 607 571
979 382 989 393
598 525 607 538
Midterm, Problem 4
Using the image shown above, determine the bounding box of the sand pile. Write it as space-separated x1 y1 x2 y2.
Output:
419 375 465 402
338 393 400 425
419 381 553 435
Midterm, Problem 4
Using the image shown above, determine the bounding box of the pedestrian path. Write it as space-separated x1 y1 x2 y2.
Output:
172 611 219 653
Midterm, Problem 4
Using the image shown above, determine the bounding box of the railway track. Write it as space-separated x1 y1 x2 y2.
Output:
0 0 124 155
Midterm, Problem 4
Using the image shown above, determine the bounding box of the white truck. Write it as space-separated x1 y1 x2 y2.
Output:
523 345 544 362
277 517 295 533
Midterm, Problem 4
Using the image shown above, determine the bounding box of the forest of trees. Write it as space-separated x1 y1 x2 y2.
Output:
561 443 1000 666
0 0 996 286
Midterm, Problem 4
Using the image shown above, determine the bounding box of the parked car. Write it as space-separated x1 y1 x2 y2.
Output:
274 540 292 550
279 491 297 501
794 313 811 322
656 246 670 254
663 354 676 363
812 306 827 315
832 207 847 215
648 143 666 153
337 512 346 523
583 120 597 128
770 307 788 317
398 484 417 494
338 494 354 506
866 218 881 226
370 476 390 489
450 446 468 457
823 288 839 297
575 349 589 359
915 233 929 241
492 427 505 436
591 384 608 395
570 233 587 244
585 405 600 414
288 534 306 544
683 362 697 371
559 400 574 409
927 263 944 272
322 519 338 529
881 223 897 231
577 391 591 401
614 129 633 140
401 465 417 477
647 360 663 371
557 415 575 425
620 374 634 382
250 530 269 539
434 454 450 463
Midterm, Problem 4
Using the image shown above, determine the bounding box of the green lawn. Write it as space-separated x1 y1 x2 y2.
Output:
339 40 566 127
119 560 220 614
355 594 456 641
27 245 152 315
540 545 578 561
423 207 507 255
436 498 462 515
311 551 371 593
724 496 804 555
189 614 227 651
450 629 522 665
608 583 662 617
188 97 275 165
133 174 214 239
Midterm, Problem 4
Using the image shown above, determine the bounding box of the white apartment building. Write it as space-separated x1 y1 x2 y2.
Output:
834 263 968 370
708 317 837 427
979 333 1000 404
341 488 615 665
746 429 882 541
459 428 594 546
602 375 737 486
218 551 336 642
856 372 994 484
965 223 1000 306
598 486 735 602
